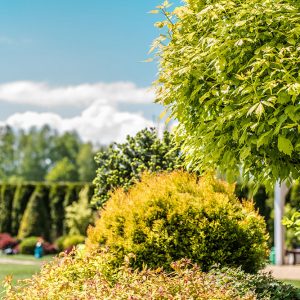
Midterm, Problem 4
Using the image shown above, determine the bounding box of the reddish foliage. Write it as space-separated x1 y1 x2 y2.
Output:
64 245 75 255
42 242 58 254
0 233 18 250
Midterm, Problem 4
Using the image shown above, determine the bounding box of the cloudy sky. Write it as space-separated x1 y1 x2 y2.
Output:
0 0 180 144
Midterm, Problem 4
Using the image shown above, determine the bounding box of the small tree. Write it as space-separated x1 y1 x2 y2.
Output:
154 0 300 190
65 186 93 236
92 128 183 207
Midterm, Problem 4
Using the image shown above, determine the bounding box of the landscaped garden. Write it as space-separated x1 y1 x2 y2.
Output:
1 0 300 298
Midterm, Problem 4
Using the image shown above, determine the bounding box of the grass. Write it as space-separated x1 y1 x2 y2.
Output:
0 263 40 298
0 254 54 298
282 279 300 288
0 254 53 262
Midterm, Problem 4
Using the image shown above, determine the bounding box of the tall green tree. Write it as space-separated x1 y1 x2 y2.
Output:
0 125 98 182
154 0 300 190
76 143 97 182
0 126 16 178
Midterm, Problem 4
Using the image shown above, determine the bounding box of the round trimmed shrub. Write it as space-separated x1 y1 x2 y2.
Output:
55 235 68 252
87 171 269 273
62 235 85 250
19 236 38 254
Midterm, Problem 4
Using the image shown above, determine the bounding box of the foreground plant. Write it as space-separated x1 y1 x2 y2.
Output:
3 249 299 300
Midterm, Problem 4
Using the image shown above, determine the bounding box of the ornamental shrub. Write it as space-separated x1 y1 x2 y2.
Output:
87 171 269 273
4 250 299 300
19 236 38 254
62 235 85 250
54 235 67 252
0 233 18 250
65 185 94 236
92 128 183 207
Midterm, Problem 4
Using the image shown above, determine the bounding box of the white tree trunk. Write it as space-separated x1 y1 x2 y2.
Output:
274 181 288 265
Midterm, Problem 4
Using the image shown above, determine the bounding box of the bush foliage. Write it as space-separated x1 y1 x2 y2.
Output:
4 249 299 300
19 236 39 255
92 128 183 207
65 186 93 236
88 171 269 273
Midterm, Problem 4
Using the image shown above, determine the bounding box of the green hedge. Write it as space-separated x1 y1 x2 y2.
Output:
0 184 16 233
0 182 93 241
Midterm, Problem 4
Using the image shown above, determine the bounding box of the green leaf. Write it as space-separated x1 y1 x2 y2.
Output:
277 135 294 156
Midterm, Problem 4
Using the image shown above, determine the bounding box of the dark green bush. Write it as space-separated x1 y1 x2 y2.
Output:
88 171 269 273
92 128 183 207
212 266 300 300
18 185 51 240
19 236 38 254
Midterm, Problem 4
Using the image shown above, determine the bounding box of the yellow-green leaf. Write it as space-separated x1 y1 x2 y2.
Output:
278 135 293 156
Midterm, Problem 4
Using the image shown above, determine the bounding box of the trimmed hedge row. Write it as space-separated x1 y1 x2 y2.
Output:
0 182 93 241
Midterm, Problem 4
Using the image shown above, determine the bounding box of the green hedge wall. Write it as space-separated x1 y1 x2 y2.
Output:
0 182 93 241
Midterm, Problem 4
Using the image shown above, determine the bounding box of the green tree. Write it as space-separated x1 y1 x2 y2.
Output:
154 0 300 190
17 126 54 181
0 126 16 179
76 143 97 182
46 158 79 182
93 128 183 207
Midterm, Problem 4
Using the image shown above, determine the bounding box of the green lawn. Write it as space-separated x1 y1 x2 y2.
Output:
0 254 53 262
0 264 40 298
0 255 54 298
282 279 300 288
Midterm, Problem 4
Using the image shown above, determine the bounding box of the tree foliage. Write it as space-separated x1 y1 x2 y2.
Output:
0 125 99 182
154 0 300 189
92 128 183 207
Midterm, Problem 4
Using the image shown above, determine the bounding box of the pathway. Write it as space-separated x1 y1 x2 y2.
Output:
264 265 300 280
0 257 41 266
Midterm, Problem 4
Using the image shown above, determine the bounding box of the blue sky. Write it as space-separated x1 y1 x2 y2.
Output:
0 0 181 143
0 0 168 85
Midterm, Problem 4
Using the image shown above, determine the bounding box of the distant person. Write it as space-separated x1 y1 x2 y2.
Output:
34 237 44 258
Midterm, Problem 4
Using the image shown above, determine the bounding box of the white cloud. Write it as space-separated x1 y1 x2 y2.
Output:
0 81 154 107
1 100 154 144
